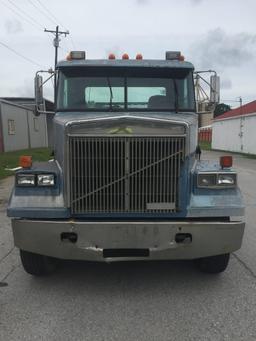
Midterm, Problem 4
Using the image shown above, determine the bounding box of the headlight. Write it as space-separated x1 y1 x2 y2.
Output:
217 174 236 186
197 172 237 188
197 174 216 187
16 174 35 186
37 174 55 186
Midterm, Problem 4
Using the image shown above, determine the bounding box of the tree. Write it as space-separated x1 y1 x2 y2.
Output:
214 103 231 118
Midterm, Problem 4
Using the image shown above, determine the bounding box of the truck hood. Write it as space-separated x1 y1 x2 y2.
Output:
53 111 198 167
54 111 197 128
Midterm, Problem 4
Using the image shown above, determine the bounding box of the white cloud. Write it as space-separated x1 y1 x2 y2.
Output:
190 28 256 70
136 0 150 4
221 78 232 90
0 0 256 104
190 0 203 4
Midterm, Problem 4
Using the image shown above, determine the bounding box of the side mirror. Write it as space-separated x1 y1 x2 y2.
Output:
34 74 43 115
210 75 220 104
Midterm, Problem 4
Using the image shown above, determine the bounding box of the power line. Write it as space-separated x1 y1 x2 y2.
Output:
1 0 42 31
7 0 44 30
35 0 76 49
221 99 241 102
69 36 76 49
1 0 53 42
26 0 57 26
25 0 60 41
0 41 43 67
35 0 68 31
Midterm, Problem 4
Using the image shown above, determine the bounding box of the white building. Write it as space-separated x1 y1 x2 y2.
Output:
212 101 256 155
0 97 54 152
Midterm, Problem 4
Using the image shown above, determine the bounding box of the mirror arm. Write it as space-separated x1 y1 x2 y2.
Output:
194 70 219 103
35 109 55 114
42 72 55 87
195 74 211 88
36 70 55 88
35 69 56 115
194 70 217 76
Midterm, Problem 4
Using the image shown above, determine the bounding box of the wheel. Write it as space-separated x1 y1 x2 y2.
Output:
196 253 230 274
20 249 57 276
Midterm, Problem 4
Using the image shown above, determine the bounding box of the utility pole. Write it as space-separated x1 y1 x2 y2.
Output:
238 96 243 151
239 96 243 111
44 26 69 106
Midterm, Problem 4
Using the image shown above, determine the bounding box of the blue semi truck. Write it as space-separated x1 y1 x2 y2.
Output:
7 51 245 275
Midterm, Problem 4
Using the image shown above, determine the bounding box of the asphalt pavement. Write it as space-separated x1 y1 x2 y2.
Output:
1 150 256 341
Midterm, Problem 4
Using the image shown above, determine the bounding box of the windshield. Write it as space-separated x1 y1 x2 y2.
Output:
57 67 195 112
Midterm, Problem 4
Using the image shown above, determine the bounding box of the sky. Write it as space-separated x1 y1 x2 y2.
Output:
0 0 255 108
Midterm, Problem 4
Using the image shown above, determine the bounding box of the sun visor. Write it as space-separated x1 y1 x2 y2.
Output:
59 66 192 79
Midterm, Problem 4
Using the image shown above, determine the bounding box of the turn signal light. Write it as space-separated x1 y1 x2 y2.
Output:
122 53 129 59
108 53 116 59
136 53 143 60
19 155 32 168
220 156 233 168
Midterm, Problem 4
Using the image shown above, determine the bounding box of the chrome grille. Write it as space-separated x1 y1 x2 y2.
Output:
69 136 185 214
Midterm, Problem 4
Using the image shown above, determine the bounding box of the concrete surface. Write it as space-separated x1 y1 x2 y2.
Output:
0 150 256 341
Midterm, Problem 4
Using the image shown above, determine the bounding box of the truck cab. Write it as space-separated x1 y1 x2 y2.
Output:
7 51 245 275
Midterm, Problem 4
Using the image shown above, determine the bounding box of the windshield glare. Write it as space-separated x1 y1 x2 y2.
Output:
57 69 195 112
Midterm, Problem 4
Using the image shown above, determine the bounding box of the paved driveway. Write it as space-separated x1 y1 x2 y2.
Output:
1 151 256 341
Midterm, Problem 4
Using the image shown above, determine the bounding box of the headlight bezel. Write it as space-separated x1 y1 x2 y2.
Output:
37 174 55 187
16 174 36 187
197 172 237 189
16 173 56 187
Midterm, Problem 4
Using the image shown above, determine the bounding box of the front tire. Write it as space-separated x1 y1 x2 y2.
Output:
20 249 57 276
196 253 230 274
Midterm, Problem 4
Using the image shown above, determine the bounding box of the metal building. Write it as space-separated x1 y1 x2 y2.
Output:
0 98 53 152
212 101 256 154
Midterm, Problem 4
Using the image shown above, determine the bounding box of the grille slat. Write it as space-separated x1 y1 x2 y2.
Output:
69 136 185 214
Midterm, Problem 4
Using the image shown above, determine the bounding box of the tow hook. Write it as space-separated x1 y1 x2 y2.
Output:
175 233 192 244
61 232 78 243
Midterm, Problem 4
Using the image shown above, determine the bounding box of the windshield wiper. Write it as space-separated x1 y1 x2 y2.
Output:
173 79 179 113
107 77 113 110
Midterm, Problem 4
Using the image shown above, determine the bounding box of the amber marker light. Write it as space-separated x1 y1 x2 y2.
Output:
66 52 72 61
220 156 233 168
19 155 32 168
122 53 129 59
179 55 185 61
136 53 143 60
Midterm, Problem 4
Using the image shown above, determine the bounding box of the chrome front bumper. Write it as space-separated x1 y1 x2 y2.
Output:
12 219 245 261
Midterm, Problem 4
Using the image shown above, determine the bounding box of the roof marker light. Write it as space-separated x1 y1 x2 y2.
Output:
166 51 183 60
66 52 72 61
66 51 86 60
136 53 143 60
220 156 233 168
108 53 116 59
122 53 129 60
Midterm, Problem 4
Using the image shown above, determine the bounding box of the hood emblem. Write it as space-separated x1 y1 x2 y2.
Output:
109 127 133 134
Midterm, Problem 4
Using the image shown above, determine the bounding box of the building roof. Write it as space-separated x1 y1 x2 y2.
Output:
0 97 54 111
215 100 256 121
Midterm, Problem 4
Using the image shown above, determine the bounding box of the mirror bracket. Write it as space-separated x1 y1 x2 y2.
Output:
34 69 55 116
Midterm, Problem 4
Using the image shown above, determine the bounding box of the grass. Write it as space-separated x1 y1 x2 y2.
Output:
199 141 256 159
0 148 51 180
199 141 212 151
